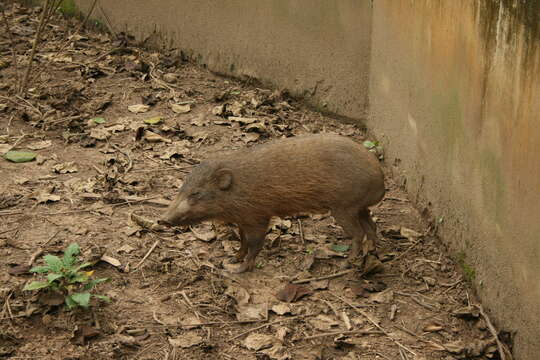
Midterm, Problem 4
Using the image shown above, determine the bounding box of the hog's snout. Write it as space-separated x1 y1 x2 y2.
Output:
160 196 192 226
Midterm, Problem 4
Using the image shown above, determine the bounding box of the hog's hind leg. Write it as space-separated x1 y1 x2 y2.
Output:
332 208 366 260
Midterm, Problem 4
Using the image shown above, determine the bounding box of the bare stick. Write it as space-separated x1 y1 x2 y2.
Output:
1 5 19 83
27 230 61 266
5 134 26 153
29 0 99 86
304 329 383 340
133 240 159 270
476 305 513 360
19 0 51 94
393 324 445 351
292 269 355 284
228 315 306 342
330 293 417 356
297 219 305 244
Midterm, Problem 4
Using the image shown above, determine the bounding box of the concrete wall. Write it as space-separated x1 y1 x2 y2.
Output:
369 1 540 359
74 0 540 358
74 0 372 120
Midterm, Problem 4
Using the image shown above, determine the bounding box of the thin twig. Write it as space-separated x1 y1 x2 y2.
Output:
292 269 355 284
133 240 159 270
393 324 445 351
27 230 61 266
304 329 383 340
19 0 50 94
228 315 306 341
297 219 305 244
1 5 19 83
5 134 26 153
476 304 512 360
330 293 417 356
0 196 161 217
29 0 99 86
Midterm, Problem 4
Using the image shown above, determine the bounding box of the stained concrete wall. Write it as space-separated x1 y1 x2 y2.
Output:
74 0 372 120
74 0 540 358
369 1 540 359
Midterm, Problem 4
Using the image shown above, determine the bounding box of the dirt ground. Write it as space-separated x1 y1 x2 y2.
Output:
1 3 507 360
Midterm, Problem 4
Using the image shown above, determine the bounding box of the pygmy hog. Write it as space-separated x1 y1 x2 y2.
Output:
160 133 385 273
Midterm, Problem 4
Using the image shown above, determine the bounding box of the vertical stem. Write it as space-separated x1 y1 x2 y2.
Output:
1 4 20 85
19 0 52 95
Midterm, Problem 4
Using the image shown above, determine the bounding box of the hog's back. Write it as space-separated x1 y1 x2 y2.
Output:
218 134 384 219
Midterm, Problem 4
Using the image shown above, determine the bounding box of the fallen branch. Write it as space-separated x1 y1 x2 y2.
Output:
132 240 159 270
476 305 513 360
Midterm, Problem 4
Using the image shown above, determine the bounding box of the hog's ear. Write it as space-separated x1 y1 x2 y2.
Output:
215 169 233 190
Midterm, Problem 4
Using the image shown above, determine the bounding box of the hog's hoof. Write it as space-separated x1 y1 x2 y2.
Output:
230 262 252 274
362 254 384 275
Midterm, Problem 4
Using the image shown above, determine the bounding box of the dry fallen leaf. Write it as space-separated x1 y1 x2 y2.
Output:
71 325 101 345
170 103 191 114
89 128 111 140
271 303 292 315
190 223 216 242
308 314 340 331
100 254 121 267
143 131 171 143
128 104 150 113
168 332 203 348
276 283 312 303
236 303 267 321
27 140 52 150
370 289 394 304
52 161 78 174
260 344 290 360
243 333 275 351
225 285 250 306
423 324 444 332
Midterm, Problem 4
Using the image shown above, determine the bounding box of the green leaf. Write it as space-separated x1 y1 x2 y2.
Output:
362 140 378 150
23 281 50 291
70 273 89 283
44 255 63 272
30 265 51 273
331 244 351 253
63 243 80 266
70 292 91 308
91 117 106 124
144 116 162 125
93 294 111 303
65 295 77 309
47 273 64 283
72 262 92 273
83 278 109 290
3 151 37 163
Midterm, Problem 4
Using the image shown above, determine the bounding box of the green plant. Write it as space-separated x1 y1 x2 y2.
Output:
23 243 110 309
456 251 476 283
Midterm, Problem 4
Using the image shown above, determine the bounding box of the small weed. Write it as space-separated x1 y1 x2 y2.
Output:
456 252 476 283
57 0 78 16
362 140 384 160
23 243 110 309
256 262 264 269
